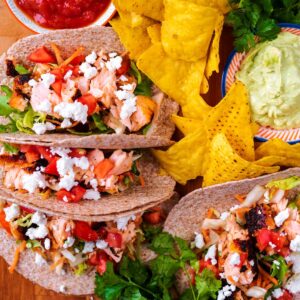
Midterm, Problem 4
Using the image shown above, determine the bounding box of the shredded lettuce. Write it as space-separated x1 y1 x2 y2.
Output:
15 64 30 75
263 255 288 284
266 176 300 190
92 114 110 133
2 143 19 154
130 62 152 97
0 85 14 116
26 239 42 249
14 214 33 227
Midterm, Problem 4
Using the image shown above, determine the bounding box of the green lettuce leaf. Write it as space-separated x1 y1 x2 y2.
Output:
263 255 288 284
2 143 19 154
15 64 30 75
0 85 14 116
266 176 300 190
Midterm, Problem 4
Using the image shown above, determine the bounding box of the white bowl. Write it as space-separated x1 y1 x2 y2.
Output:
5 0 116 33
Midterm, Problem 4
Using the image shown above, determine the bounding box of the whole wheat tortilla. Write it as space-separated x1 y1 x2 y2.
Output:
0 26 178 149
0 194 179 295
164 168 300 241
0 153 175 221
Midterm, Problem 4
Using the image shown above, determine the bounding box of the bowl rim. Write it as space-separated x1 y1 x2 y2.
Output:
221 23 300 144
4 0 116 34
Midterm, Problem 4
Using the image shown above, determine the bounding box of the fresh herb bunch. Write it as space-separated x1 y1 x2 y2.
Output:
226 0 300 52
95 231 221 300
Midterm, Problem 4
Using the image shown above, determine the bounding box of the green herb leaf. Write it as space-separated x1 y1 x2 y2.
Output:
130 61 152 97
266 176 300 190
1 85 13 98
174 237 197 262
131 161 140 176
2 143 19 154
150 232 176 256
141 223 162 242
92 114 110 133
15 64 30 75
122 287 147 300
263 255 288 284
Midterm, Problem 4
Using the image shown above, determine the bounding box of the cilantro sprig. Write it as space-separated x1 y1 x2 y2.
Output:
226 0 300 52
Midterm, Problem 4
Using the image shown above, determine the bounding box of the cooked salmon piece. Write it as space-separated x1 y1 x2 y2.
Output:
87 149 104 166
9 93 28 111
108 150 133 176
4 167 29 189
48 218 75 247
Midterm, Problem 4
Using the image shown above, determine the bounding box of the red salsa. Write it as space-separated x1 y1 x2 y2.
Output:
15 0 111 29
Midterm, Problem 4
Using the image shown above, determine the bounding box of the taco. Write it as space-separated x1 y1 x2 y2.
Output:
164 168 300 299
0 142 175 221
0 194 178 295
0 26 178 149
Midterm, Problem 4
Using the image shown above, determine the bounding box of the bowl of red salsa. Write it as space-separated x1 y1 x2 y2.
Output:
5 0 116 33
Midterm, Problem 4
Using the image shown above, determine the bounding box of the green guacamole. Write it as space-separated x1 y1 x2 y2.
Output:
236 32 300 129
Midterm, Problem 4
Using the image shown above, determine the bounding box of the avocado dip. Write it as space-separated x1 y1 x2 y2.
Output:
236 32 300 130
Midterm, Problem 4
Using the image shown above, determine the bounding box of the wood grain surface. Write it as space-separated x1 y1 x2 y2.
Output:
0 2 234 299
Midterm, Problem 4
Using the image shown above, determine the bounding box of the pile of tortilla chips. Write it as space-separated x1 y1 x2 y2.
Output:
111 0 300 186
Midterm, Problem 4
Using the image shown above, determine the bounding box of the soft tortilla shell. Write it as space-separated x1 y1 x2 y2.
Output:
164 168 300 241
0 26 178 148
0 153 175 221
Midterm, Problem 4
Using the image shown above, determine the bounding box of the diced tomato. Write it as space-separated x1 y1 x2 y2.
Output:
36 146 54 162
94 159 114 180
143 211 161 225
25 151 40 163
70 55 85 66
277 290 293 300
278 246 290 257
89 252 99 266
69 148 87 158
51 79 63 96
20 145 36 153
0 210 11 234
238 252 248 268
199 259 219 277
44 157 59 176
77 94 98 115
57 186 86 203
21 206 35 214
89 251 108 275
50 68 64 80
116 55 130 76
72 65 80 76
105 232 122 248
74 221 99 241
256 229 287 252
28 46 56 64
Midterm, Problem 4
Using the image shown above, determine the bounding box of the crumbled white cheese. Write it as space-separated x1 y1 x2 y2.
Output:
28 79 38 87
59 285 67 293
205 244 217 265
32 122 56 135
50 147 71 158
272 288 284 299
31 211 47 225
41 73 56 88
246 286 267 298
35 99 52 114
73 156 89 170
90 87 103 98
85 51 97 64
90 179 98 190
22 171 47 193
54 102 88 124
58 173 78 191
220 211 230 221
106 56 122 71
114 90 133 101
194 232 205 249
290 235 300 252
264 190 270 202
119 75 128 81
249 260 255 266
61 249 76 262
96 240 108 249
56 156 74 176
121 84 134 91
229 252 241 266
269 242 276 249
288 252 300 273
285 273 300 294
82 242 95 254
84 189 100 200
64 70 73 80
63 237 75 249
217 285 236 300
44 238 51 250
116 215 136 230
274 208 290 227
60 118 72 128
79 62 97 79
26 225 48 239
35 253 47 266
109 52 117 58
4 204 20 222
120 97 137 120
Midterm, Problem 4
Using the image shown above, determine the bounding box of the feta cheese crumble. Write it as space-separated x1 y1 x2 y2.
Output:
41 73 56 88
44 238 51 250
194 232 205 249
58 173 78 191
229 252 241 266
274 208 290 227
285 273 300 294
26 225 48 240
217 285 236 300
106 56 122 71
116 215 136 230
82 242 95 254
22 171 47 193
4 204 20 222
205 244 217 265
96 240 108 249
120 97 137 120
63 237 75 249
54 102 88 124
35 99 52 114
79 62 97 79
84 189 100 200
32 122 56 135
272 288 284 298
60 118 72 128
85 51 97 64
290 235 300 252
31 211 47 225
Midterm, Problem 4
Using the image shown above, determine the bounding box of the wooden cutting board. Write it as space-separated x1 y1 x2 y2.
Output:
0 2 234 299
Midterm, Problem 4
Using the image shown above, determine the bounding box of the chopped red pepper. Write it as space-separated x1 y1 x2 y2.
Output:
57 186 86 203
28 46 56 64
116 55 130 76
44 157 59 176
105 232 122 248
277 290 293 300
51 79 63 96
69 148 87 158
74 221 99 241
77 94 98 115
199 259 219 277
36 146 54 162
256 228 287 253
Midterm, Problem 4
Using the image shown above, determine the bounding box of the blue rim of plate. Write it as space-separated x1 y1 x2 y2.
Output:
221 23 300 144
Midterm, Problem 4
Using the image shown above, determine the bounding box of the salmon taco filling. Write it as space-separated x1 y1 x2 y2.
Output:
0 200 151 276
189 177 300 300
1 45 158 135
0 143 143 202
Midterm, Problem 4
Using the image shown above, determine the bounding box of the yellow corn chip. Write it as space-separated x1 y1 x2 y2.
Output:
110 17 153 60
255 156 287 166
147 24 161 44
190 0 231 14
205 14 224 79
200 75 209 95
256 139 300 167
152 128 208 184
113 0 164 21
206 81 255 161
172 115 205 136
181 95 212 119
137 43 208 109
203 133 280 187
162 0 219 61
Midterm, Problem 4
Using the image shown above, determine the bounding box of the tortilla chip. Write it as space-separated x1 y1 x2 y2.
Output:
255 156 287 167
137 43 208 108
256 139 300 167
181 95 212 119
147 24 161 44
200 75 209 94
172 115 205 136
110 17 153 60
190 0 231 14
113 0 164 21
205 14 224 79
206 81 255 161
203 133 280 187
152 128 208 185
162 0 219 61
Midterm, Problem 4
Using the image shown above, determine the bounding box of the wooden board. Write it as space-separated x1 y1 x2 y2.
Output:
0 2 234 299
